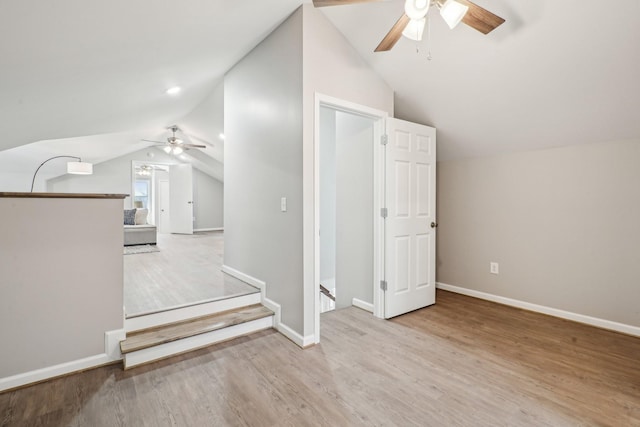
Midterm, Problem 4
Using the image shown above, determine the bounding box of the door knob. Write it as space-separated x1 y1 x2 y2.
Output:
431 222 438 228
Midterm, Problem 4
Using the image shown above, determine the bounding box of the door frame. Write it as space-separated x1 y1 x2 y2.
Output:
131 160 172 224
313 93 388 343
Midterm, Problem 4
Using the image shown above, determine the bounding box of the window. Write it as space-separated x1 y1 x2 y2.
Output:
134 179 150 209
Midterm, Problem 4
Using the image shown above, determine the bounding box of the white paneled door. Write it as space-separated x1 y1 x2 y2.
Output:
169 164 194 235
384 118 436 318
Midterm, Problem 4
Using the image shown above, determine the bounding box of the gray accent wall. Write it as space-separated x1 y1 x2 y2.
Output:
224 8 304 332
436 139 640 327
0 196 123 377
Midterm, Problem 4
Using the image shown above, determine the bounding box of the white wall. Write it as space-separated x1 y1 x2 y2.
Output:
302 4 394 337
335 111 375 308
437 139 640 329
224 8 304 332
319 107 336 283
193 168 224 230
0 195 123 378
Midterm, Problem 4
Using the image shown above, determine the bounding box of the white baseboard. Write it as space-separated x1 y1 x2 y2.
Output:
194 227 224 232
0 328 125 393
222 265 315 348
436 282 640 337
352 298 374 313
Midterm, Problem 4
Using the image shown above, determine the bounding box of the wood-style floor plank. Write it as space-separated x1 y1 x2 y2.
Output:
1 290 638 426
124 231 258 316
120 304 273 353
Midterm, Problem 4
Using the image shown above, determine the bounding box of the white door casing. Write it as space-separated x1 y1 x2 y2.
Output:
169 164 194 235
383 118 436 318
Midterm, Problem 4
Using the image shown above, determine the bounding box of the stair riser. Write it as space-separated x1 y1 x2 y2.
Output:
123 316 273 369
125 293 261 333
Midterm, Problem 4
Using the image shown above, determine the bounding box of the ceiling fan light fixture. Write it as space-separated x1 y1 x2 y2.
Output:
173 146 184 155
163 146 172 154
404 0 430 20
402 18 426 41
439 0 469 29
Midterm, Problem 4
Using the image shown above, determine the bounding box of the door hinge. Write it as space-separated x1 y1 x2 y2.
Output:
381 134 388 145
380 207 388 218
380 280 388 291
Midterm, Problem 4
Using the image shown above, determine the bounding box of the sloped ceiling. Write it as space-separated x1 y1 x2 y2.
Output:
1 0 638 168
0 0 302 153
320 0 640 160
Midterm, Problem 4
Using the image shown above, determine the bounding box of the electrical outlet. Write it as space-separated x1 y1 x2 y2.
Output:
490 262 499 275
281 197 287 212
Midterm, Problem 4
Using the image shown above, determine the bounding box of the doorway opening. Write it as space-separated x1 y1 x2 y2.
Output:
314 95 388 342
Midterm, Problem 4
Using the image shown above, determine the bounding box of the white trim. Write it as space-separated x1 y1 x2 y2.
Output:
222 265 266 292
222 265 315 347
436 282 640 338
277 322 316 348
0 328 124 393
125 292 261 332
352 298 374 313
123 316 274 369
313 93 389 345
105 329 126 361
194 227 224 232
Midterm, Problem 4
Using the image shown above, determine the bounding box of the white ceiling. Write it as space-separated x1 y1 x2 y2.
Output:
1 0 638 169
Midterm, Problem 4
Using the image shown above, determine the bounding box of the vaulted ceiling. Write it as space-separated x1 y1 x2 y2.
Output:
1 0 638 169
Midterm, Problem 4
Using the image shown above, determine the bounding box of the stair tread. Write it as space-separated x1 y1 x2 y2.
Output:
120 304 273 354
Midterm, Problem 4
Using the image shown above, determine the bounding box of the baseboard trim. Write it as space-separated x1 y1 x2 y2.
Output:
352 298 374 313
436 282 640 337
278 322 316 348
194 227 224 232
0 328 125 393
222 265 315 348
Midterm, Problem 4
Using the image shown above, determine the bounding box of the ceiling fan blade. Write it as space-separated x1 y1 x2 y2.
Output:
458 0 505 34
182 144 207 149
313 0 382 7
374 13 410 52
141 139 165 144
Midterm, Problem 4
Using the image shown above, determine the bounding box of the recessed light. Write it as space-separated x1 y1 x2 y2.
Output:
219 133 225 140
166 86 181 95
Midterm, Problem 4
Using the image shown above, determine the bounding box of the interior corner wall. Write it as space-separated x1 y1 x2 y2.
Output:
301 4 394 336
224 8 304 332
436 139 640 328
193 168 223 229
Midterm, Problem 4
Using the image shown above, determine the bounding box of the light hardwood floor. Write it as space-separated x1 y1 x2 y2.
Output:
124 231 258 317
1 290 638 426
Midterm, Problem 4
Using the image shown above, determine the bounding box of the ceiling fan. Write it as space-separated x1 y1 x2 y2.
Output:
142 125 206 155
313 0 505 52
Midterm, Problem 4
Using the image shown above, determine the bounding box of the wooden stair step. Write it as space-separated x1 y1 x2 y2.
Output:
120 304 273 354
